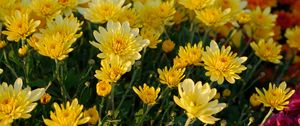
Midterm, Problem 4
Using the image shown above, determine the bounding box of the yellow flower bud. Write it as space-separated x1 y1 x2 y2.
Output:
18 45 28 57
220 120 227 126
162 39 175 53
250 93 261 107
96 81 112 97
222 89 231 97
40 93 51 104
84 106 99 125
237 12 251 24
0 40 7 49
214 92 221 99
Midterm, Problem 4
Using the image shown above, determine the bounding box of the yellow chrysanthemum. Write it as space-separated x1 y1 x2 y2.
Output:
250 39 282 64
0 40 7 49
255 82 295 110
176 42 203 66
117 8 142 28
178 0 215 10
173 79 226 124
94 55 131 82
173 56 189 69
218 0 247 15
78 0 129 24
0 78 45 125
44 98 90 126
162 39 175 53
90 21 149 63
132 83 161 105
2 10 40 42
140 28 162 49
96 81 112 97
157 66 185 88
83 106 99 125
195 6 231 27
250 93 261 107
285 26 300 51
57 0 89 16
249 7 277 30
202 40 247 84
30 0 62 19
18 45 28 57
0 0 15 21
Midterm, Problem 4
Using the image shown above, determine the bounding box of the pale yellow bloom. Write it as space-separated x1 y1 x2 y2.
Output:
176 42 203 67
2 10 40 42
178 0 215 10
202 40 247 84
249 93 261 107
157 66 185 88
250 39 282 64
84 106 99 125
0 78 45 125
255 82 295 110
140 28 162 49
96 81 112 97
117 8 142 28
94 55 131 82
44 99 90 126
30 0 62 19
133 83 161 105
196 6 231 27
285 26 300 51
162 39 175 53
173 79 226 124
90 21 149 63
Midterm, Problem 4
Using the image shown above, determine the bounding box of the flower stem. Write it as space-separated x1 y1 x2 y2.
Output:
184 117 193 126
110 84 115 117
55 60 69 101
261 107 274 125
137 105 152 125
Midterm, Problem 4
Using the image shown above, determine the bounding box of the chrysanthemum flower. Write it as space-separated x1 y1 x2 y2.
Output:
249 7 277 30
247 0 277 10
57 0 89 16
250 39 282 64
133 83 161 105
140 28 162 49
83 106 99 125
2 10 40 42
173 79 226 124
250 93 261 107
96 81 112 97
44 98 90 126
202 40 247 84
94 55 131 82
90 21 149 63
0 78 45 125
196 6 231 27
116 8 142 28
177 42 203 66
30 0 62 19
285 26 300 51
78 0 129 24
157 66 185 88
255 82 295 110
178 0 215 10
0 0 16 21
173 56 189 69
162 39 175 53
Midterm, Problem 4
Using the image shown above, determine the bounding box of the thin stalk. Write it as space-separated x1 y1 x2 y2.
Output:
2 50 18 78
111 84 115 116
137 105 152 125
55 60 70 101
99 97 105 121
245 59 262 83
261 108 274 125
184 117 193 126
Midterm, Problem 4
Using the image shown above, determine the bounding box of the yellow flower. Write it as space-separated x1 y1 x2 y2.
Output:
157 66 185 88
202 40 247 84
237 12 251 24
78 0 129 24
90 21 149 63
249 7 277 30
285 26 300 51
40 93 52 104
0 78 45 125
18 45 28 57
117 8 142 28
140 28 162 49
176 42 203 66
250 39 282 64
218 0 247 15
94 55 131 82
162 39 175 53
57 0 89 16
132 83 161 105
195 6 231 27
222 89 231 97
0 0 15 21
84 106 99 125
173 79 226 124
44 98 90 126
2 10 40 42
0 40 7 49
255 82 295 110
214 92 221 99
173 56 189 69
96 81 112 97
178 0 215 10
30 0 62 19
249 93 261 107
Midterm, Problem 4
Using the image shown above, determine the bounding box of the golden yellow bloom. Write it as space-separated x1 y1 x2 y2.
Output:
133 83 161 105
255 82 295 110
249 7 277 30
95 55 131 82
196 6 231 27
222 89 231 97
0 78 45 125
250 93 261 107
0 0 15 21
84 106 99 125
202 40 247 84
18 45 28 57
44 98 90 126
90 21 149 63
178 0 215 10
173 79 226 124
177 42 203 66
0 40 7 49
285 26 300 51
173 56 189 69
40 93 52 104
162 39 175 53
140 28 162 49
250 39 282 64
30 0 62 19
2 10 40 42
78 0 129 24
117 8 142 28
58 0 89 16
237 12 251 24
96 81 112 97
157 66 185 88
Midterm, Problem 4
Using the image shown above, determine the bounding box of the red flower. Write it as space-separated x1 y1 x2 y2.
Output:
276 11 295 29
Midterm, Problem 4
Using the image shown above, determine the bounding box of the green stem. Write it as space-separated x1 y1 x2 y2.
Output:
111 84 115 116
261 108 274 125
275 56 294 84
99 97 105 121
203 28 211 44
137 105 152 125
2 50 18 78
245 59 262 83
184 117 193 126
55 60 69 101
